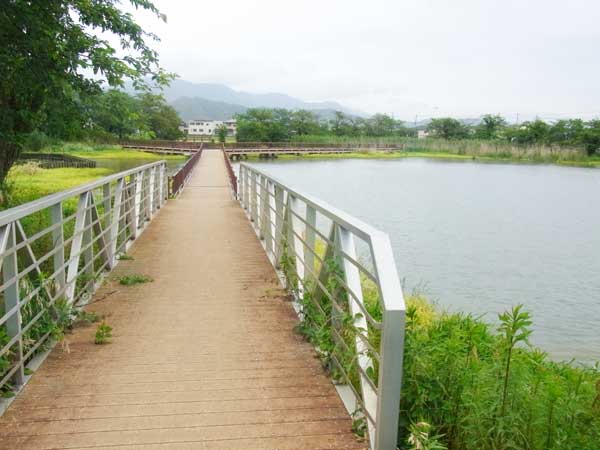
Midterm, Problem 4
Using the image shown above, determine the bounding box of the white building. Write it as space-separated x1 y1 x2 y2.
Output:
183 119 237 137
417 129 430 139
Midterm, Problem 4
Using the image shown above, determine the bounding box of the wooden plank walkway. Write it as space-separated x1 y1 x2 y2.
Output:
0 150 363 450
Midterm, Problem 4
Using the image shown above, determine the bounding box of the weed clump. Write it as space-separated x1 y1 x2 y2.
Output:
94 322 113 344
118 274 152 285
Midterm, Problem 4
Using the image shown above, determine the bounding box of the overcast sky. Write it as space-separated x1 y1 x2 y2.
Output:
133 0 600 121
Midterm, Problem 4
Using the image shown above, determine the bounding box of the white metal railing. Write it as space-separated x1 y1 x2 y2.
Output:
0 161 168 398
237 163 406 450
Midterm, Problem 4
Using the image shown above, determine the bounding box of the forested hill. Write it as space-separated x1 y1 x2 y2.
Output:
171 97 248 121
127 79 362 120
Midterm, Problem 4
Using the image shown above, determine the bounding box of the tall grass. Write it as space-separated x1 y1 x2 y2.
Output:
400 301 600 450
294 135 597 164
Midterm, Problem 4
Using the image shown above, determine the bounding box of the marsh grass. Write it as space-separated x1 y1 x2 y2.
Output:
280 135 600 167
399 302 600 450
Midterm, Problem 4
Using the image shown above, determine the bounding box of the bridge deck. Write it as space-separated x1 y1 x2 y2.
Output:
0 150 362 450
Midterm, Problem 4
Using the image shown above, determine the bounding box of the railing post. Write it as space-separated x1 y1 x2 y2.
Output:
82 194 94 294
375 307 405 450
241 166 247 210
132 172 143 238
305 205 316 282
103 183 111 228
265 180 276 256
288 195 305 283
1 223 25 386
259 176 268 240
338 226 378 448
149 167 157 218
273 184 285 267
372 235 406 450
250 171 258 223
140 169 151 226
243 167 250 211
66 192 90 303
50 203 66 293
158 164 164 206
109 178 125 266
239 166 246 209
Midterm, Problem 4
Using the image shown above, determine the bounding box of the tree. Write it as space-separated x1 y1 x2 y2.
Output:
330 111 354 136
578 120 600 156
367 114 397 136
235 109 291 142
91 90 144 139
505 120 550 145
547 119 584 146
475 114 507 139
138 93 183 140
427 118 469 139
216 124 228 143
0 0 170 184
290 110 320 136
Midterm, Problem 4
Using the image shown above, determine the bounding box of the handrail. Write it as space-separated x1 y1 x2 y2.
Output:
0 160 168 400
225 142 402 149
222 145 237 196
0 160 166 227
169 144 203 196
237 163 405 450
120 139 201 150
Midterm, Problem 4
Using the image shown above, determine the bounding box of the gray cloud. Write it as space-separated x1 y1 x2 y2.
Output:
133 0 600 121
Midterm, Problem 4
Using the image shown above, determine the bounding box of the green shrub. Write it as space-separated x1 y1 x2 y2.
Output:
23 131 52 152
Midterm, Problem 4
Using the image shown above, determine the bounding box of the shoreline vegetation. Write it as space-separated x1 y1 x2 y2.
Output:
395 295 600 449
250 149 600 168
240 137 600 168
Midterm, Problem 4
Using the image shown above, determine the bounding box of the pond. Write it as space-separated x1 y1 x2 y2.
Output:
246 157 600 362
92 156 186 174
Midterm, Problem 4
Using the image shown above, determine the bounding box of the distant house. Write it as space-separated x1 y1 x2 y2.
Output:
183 119 237 137
417 129 430 139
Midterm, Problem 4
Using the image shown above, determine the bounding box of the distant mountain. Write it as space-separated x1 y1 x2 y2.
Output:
171 97 248 121
170 96 352 122
161 79 359 114
126 79 364 121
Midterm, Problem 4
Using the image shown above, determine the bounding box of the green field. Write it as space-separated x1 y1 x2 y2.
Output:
1 144 187 210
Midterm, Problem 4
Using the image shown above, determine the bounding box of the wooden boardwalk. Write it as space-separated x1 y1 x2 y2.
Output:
0 151 363 450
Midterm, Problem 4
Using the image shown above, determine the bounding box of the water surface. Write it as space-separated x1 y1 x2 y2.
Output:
92 157 186 174
247 158 600 362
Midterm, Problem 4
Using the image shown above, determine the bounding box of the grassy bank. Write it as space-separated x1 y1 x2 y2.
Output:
279 135 600 167
1 143 186 210
2 164 114 208
244 149 600 167
39 141 186 162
